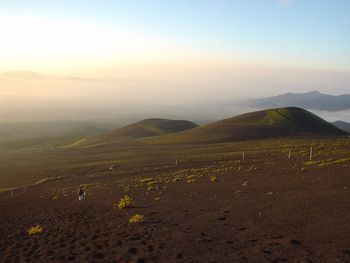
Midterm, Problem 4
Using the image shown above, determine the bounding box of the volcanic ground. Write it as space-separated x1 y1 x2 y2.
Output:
1 137 350 262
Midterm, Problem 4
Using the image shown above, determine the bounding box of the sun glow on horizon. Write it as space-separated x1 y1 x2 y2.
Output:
0 14 195 74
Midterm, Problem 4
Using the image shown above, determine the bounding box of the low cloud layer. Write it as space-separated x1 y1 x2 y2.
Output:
1 65 349 123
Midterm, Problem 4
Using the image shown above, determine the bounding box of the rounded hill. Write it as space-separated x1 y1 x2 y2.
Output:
84 118 198 145
143 107 347 144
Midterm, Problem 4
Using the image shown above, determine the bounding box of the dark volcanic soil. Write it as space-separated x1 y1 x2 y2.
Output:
0 137 350 262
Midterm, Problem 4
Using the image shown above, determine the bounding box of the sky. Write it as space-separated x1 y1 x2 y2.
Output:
0 0 350 122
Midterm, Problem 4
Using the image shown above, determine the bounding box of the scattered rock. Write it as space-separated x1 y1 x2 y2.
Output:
198 238 214 243
128 247 138 255
290 239 302 245
93 252 104 259
176 253 183 259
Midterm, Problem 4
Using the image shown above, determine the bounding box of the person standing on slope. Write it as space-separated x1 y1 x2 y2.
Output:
78 185 86 201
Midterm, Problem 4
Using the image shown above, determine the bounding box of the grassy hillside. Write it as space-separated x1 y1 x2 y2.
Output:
143 107 347 144
0 121 119 144
83 118 198 145
0 125 106 150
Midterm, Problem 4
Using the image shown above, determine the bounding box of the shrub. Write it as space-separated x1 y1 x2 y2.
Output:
210 176 217 182
129 214 145 224
27 225 43 235
117 195 134 209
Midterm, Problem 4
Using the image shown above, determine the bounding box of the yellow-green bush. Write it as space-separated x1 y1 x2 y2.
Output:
27 225 43 235
117 195 134 209
129 214 145 224
210 176 217 182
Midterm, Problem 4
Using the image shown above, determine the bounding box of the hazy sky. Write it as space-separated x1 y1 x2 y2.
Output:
0 0 349 122
1 0 350 74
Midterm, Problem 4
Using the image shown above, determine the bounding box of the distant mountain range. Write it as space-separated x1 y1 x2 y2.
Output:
333 121 350 133
247 91 350 111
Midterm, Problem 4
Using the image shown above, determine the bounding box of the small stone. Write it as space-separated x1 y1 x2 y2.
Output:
290 239 302 245
128 248 138 255
176 253 183 259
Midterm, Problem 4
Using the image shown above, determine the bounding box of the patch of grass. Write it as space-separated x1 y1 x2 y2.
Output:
148 185 159 191
187 179 196 183
129 214 145 224
34 176 66 185
319 157 350 167
139 177 155 183
27 225 43 235
117 195 134 209
186 175 197 183
304 160 323 165
304 158 349 167
0 188 12 194
147 181 158 187
247 165 261 172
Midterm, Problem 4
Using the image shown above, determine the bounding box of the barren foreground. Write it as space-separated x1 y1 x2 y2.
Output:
1 137 350 262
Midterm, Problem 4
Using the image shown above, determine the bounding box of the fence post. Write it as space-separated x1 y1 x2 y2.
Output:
309 147 313 161
242 152 245 161
288 150 291 159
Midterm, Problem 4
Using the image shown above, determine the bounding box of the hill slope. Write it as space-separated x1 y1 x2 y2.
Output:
85 118 198 145
333 121 350 133
0 125 106 150
247 91 350 111
143 107 347 144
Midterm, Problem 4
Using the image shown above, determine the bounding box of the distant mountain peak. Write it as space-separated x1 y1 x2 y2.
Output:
81 118 198 146
248 90 350 111
307 90 321 94
333 120 350 133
